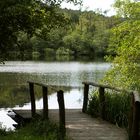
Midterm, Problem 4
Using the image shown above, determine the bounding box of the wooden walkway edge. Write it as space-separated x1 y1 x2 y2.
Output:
11 109 128 140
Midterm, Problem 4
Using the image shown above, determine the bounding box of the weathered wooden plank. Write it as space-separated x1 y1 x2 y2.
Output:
27 81 81 89
82 81 132 93
28 81 48 88
12 109 42 119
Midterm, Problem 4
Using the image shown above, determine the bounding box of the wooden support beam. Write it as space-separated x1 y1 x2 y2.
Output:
42 86 48 119
99 87 105 120
131 100 140 140
57 90 66 139
82 84 89 113
29 83 36 117
129 93 134 140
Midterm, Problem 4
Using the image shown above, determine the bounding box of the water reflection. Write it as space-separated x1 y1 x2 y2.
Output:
13 88 83 110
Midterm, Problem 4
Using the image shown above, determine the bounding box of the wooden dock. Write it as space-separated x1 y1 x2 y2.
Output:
11 109 128 140
8 81 140 140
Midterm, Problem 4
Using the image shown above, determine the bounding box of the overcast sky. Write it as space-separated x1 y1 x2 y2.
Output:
61 0 116 16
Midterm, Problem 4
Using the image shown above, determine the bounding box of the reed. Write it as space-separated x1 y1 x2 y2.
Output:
88 90 131 128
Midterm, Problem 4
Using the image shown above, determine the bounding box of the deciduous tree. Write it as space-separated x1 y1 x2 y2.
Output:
0 0 82 61
104 0 140 90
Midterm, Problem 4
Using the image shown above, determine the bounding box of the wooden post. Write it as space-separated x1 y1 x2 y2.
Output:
42 86 48 119
131 101 140 140
129 93 134 140
82 84 89 113
29 82 36 117
57 90 65 139
99 87 105 120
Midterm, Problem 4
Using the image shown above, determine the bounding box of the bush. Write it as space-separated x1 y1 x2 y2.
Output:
0 119 69 140
88 90 131 128
44 48 55 55
32 51 40 59
56 47 73 55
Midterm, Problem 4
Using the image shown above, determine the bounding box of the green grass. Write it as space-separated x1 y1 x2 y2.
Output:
87 90 131 128
0 119 69 140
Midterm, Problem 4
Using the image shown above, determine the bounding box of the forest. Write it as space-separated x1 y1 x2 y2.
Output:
31 9 122 60
0 0 123 61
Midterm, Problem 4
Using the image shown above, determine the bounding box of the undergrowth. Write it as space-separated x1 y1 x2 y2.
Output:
0 119 69 140
87 90 131 128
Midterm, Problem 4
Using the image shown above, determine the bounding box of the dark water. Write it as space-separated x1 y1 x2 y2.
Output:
0 61 110 129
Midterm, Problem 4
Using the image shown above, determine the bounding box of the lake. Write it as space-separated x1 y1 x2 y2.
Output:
0 61 110 129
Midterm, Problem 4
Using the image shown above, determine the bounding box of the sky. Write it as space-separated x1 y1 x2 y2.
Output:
61 0 116 16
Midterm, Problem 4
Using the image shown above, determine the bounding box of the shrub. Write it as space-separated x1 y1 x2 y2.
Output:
0 119 69 140
88 90 131 128
56 47 73 55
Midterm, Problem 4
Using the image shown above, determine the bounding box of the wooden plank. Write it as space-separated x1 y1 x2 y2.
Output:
82 81 132 93
13 109 42 119
28 81 48 88
27 81 81 89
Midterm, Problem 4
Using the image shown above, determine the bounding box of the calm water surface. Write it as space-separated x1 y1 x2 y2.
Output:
0 61 110 129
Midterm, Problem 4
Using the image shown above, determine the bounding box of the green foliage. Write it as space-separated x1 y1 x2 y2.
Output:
113 0 140 19
88 90 130 127
62 10 120 57
56 47 73 55
0 119 69 140
104 0 140 90
87 91 100 117
0 0 81 60
0 86 30 108
0 0 43 59
63 31 86 55
0 0 122 61
0 85 45 108
0 123 8 136
45 48 55 55
32 51 40 59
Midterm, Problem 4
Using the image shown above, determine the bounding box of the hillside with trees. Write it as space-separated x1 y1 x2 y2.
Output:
0 0 123 61
22 10 123 60
0 0 81 61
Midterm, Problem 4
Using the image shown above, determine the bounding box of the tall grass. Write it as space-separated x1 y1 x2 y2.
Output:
0 119 69 140
88 90 131 128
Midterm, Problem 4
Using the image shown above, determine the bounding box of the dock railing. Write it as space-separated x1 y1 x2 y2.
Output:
82 81 140 140
27 80 140 140
28 81 65 139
